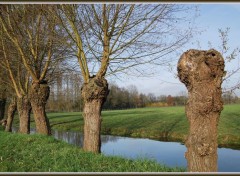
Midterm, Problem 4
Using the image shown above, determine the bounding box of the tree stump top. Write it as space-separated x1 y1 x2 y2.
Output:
177 49 225 90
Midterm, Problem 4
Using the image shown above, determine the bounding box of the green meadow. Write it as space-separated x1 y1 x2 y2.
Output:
22 104 240 148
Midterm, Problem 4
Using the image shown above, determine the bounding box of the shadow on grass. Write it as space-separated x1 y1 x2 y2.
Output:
50 119 82 128
48 114 82 120
161 117 184 139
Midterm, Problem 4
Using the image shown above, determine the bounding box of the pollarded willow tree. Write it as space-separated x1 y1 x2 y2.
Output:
0 47 17 132
178 49 225 172
0 35 32 133
56 4 196 153
0 4 68 135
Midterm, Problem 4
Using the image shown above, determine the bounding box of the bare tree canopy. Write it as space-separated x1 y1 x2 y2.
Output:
0 5 68 83
57 4 196 81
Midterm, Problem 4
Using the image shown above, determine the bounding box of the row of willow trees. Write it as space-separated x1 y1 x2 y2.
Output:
0 4 197 153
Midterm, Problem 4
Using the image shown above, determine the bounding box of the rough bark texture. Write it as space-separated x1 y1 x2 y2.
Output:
0 98 6 120
29 81 51 135
81 76 109 153
17 96 31 134
177 49 225 172
5 98 17 132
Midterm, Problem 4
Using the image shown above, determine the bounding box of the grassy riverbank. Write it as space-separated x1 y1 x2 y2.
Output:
49 106 188 141
0 130 184 172
13 104 240 148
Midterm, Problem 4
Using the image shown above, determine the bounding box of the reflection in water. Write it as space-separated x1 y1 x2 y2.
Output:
51 130 119 148
11 127 240 172
53 130 84 147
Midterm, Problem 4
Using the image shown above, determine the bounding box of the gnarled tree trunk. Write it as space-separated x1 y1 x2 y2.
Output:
81 76 109 153
17 96 31 134
177 49 225 172
5 98 17 132
29 81 51 135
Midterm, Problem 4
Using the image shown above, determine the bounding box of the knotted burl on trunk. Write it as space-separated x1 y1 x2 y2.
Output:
29 81 50 106
81 76 109 104
177 49 225 115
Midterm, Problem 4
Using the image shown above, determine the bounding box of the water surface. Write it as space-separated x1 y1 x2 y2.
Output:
51 130 240 172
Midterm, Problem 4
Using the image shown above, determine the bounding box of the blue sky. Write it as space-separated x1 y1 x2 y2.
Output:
115 3 240 97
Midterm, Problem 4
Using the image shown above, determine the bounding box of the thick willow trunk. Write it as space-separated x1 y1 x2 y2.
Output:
81 76 109 153
5 98 17 132
29 81 51 135
178 49 225 172
17 96 31 134
0 98 6 120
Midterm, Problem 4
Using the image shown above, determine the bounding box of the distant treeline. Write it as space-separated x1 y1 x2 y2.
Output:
103 84 188 110
45 74 240 112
